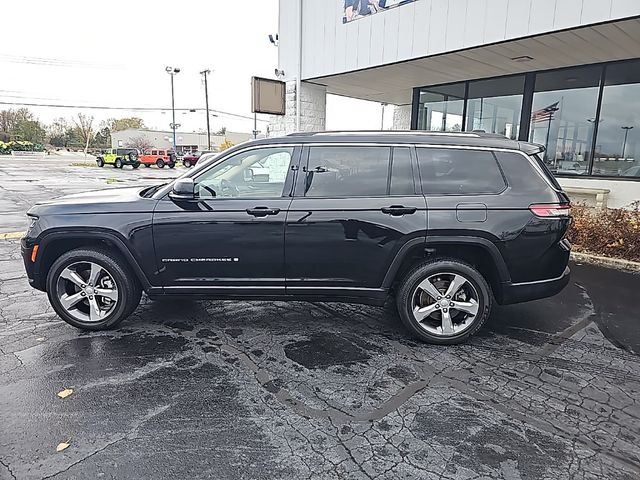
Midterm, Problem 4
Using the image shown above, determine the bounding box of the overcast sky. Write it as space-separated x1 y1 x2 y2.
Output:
1 0 386 135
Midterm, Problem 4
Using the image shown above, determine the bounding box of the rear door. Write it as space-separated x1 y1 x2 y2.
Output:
285 144 427 298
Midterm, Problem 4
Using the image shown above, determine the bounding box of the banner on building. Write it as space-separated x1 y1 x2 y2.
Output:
342 0 416 24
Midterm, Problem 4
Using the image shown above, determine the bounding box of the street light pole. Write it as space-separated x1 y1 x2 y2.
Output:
200 69 211 150
165 66 181 152
621 126 634 158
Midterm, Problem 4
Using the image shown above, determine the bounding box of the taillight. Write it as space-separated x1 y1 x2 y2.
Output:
529 203 571 218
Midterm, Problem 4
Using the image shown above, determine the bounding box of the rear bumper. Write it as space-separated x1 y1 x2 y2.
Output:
499 266 570 305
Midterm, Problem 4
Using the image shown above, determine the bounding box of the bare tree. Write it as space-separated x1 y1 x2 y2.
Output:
125 135 153 151
73 113 94 154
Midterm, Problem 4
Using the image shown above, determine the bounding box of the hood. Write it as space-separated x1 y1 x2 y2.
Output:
28 186 156 216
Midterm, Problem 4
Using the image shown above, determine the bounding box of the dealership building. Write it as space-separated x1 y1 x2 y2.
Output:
272 0 640 207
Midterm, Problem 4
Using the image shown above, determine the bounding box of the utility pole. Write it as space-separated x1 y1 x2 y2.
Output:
621 126 634 158
165 66 181 152
200 69 212 150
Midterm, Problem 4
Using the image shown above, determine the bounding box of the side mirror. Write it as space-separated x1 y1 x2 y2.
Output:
169 178 195 201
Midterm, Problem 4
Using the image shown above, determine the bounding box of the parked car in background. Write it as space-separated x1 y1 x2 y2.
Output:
96 148 140 169
22 131 572 345
139 149 177 169
183 150 215 168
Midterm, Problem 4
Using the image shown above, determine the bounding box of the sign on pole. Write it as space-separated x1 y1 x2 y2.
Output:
251 77 286 116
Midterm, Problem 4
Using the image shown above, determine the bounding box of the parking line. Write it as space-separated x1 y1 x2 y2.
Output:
0 231 26 240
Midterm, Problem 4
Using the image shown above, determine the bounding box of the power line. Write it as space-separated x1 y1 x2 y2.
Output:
0 100 270 122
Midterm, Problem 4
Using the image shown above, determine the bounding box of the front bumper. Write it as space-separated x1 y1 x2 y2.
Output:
21 237 44 291
499 266 571 305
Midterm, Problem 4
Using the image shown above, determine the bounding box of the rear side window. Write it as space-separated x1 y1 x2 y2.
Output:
416 148 506 195
532 153 562 190
390 147 415 195
304 146 390 197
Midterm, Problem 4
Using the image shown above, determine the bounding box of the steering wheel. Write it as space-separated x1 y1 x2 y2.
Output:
220 179 239 197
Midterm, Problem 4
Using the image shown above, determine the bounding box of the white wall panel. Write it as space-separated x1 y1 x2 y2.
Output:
287 0 640 81
412 0 431 58
428 0 449 54
397 2 417 60
505 0 531 38
483 0 509 43
382 9 401 64
529 0 556 35
445 0 467 51
464 0 486 46
581 0 613 24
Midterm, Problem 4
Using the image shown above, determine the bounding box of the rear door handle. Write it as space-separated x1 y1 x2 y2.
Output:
381 205 417 216
382 206 417 216
246 206 281 217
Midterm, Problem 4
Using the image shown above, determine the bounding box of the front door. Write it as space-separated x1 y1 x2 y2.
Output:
153 145 300 295
285 145 427 299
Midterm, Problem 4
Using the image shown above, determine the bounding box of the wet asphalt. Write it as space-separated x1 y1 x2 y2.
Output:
1 156 639 479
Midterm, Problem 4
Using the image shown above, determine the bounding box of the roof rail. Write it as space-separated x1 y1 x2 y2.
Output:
286 130 482 138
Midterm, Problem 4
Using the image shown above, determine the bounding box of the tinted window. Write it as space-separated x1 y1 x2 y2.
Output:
390 147 414 195
195 147 294 199
416 148 506 195
304 146 390 197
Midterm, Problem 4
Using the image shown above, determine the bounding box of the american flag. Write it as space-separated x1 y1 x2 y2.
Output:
531 102 560 123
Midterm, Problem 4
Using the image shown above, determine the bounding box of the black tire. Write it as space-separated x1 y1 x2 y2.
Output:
156 159 165 168
46 248 142 331
132 163 140 169
183 160 192 168
128 152 138 162
96 158 104 167
115 158 123 169
168 162 175 169
144 164 151 168
396 258 492 345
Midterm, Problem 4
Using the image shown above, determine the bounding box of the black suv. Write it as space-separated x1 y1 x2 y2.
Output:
21 132 571 344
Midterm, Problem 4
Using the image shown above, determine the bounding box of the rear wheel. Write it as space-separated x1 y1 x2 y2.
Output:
132 163 140 169
156 159 165 168
168 162 175 169
96 158 104 167
144 164 151 168
183 159 192 168
46 248 142 330
396 258 492 344
115 158 123 169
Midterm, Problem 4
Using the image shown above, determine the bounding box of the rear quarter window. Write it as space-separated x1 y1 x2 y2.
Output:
494 151 558 193
416 148 506 195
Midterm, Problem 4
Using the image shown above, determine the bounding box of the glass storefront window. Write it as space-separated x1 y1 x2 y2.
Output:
593 61 640 178
529 66 602 176
417 83 465 132
466 75 524 140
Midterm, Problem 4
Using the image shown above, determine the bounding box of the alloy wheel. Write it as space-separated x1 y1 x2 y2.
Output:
411 272 480 337
56 261 119 322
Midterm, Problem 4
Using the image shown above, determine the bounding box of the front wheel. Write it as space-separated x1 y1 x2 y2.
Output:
156 159 165 168
46 248 142 330
396 258 492 345
96 158 104 167
183 160 192 168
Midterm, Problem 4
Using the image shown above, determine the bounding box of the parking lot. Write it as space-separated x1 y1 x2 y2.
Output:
1 156 639 479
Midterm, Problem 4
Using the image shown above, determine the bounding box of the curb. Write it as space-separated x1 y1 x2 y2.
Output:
0 231 25 240
571 251 640 273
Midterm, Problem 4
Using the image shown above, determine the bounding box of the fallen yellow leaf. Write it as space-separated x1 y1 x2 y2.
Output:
57 388 73 399
56 442 70 452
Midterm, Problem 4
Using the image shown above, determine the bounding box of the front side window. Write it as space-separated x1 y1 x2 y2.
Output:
194 147 294 199
304 146 390 197
417 148 506 195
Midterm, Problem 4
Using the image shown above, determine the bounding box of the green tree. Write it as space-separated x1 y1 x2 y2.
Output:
0 108 45 142
93 125 111 148
108 117 146 132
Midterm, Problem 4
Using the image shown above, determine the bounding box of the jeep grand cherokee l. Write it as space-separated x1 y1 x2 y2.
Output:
21 132 571 344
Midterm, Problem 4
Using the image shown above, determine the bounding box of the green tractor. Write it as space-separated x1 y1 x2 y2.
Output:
96 148 141 169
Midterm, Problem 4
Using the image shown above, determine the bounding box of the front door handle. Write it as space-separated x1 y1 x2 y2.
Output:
381 205 417 216
246 206 281 217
